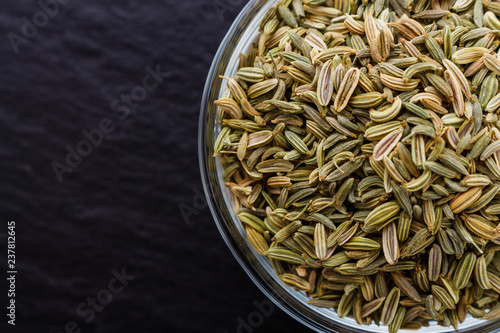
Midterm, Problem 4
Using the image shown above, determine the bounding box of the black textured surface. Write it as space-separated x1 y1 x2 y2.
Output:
0 1 313 332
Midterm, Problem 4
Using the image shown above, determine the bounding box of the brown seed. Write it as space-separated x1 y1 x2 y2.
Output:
373 128 404 161
449 187 483 213
382 222 400 265
392 273 421 302
333 67 360 111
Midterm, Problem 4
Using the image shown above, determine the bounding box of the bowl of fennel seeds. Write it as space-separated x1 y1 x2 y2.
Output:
200 0 500 332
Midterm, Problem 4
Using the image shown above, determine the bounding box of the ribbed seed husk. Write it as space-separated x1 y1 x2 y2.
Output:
453 252 477 290
380 287 400 326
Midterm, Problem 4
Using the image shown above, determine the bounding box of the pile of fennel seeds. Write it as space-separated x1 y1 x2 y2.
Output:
213 0 500 331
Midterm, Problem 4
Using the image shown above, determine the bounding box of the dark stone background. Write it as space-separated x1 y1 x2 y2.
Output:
0 1 314 332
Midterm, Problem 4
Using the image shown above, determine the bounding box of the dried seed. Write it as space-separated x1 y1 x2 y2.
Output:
451 47 490 64
373 128 404 161
363 201 401 232
392 273 421 302
267 247 305 265
453 252 477 290
381 287 401 326
317 60 335 106
382 222 400 265
343 237 381 251
314 223 328 260
475 255 491 290
361 297 386 317
449 187 483 213
432 285 455 310
389 306 406 333
428 244 442 282
333 67 360 111
280 273 311 291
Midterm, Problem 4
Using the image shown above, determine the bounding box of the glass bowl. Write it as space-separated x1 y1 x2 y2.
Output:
199 1 500 332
